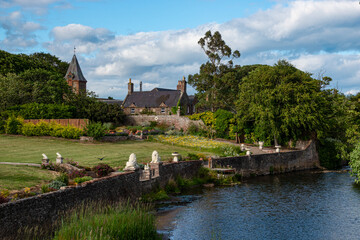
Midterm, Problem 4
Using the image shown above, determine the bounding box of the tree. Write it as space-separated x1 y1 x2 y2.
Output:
188 30 240 111
235 60 332 145
65 91 125 124
350 141 360 183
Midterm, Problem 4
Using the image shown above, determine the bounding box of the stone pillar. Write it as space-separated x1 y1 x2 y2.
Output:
172 152 181 162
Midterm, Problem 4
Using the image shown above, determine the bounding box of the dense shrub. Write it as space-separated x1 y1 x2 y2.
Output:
41 184 51 193
48 180 66 190
21 120 83 139
318 138 346 169
61 125 83 139
214 109 234 139
85 122 107 140
92 163 113 177
73 176 93 184
6 103 76 119
4 115 23 134
55 173 69 185
68 170 86 179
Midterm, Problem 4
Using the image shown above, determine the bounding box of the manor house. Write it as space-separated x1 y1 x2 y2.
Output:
122 77 196 115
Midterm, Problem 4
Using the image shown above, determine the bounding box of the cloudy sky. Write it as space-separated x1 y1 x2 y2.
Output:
1 0 359 99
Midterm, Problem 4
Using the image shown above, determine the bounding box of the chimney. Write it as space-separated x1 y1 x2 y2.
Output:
128 78 134 95
177 76 187 94
140 81 142 92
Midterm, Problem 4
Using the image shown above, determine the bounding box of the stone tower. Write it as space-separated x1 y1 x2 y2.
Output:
65 54 87 94
177 76 187 94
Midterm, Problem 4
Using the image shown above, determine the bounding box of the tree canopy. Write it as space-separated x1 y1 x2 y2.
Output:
235 60 335 145
188 30 241 111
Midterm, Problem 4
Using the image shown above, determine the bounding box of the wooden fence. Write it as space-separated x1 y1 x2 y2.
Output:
23 119 89 129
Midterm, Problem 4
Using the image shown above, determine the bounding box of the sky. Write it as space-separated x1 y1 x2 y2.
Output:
1 0 360 99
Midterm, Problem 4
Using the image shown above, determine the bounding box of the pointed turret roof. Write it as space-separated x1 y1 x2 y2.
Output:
65 54 87 82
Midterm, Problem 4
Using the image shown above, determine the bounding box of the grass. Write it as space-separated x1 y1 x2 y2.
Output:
0 165 57 190
0 134 213 191
52 202 160 240
0 135 212 167
18 201 160 240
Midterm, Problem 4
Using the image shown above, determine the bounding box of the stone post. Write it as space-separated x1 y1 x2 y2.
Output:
172 152 180 162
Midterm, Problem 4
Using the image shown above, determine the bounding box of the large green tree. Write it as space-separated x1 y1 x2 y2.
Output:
236 60 333 145
188 30 240 111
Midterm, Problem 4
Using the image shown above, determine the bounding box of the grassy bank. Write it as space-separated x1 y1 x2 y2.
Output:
0 134 212 166
0 165 57 190
0 134 213 191
17 201 160 240
52 202 160 240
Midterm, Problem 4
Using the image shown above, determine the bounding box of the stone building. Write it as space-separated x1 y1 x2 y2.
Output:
64 54 87 94
122 77 196 115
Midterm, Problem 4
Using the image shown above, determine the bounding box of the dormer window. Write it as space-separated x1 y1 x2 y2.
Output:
161 108 165 114
131 108 135 114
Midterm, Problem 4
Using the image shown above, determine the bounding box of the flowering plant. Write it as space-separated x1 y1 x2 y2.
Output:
92 163 113 177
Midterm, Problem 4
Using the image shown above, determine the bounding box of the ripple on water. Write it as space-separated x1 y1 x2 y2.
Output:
162 171 360 240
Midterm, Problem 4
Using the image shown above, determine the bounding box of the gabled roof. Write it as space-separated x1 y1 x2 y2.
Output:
64 54 87 82
123 89 182 108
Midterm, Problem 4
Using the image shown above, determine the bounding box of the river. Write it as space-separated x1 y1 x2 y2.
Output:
156 170 360 240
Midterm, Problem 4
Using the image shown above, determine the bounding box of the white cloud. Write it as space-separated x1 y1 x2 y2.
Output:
51 24 114 43
0 0 68 14
0 11 42 50
39 0 360 99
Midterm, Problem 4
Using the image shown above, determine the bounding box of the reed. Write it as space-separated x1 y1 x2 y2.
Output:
52 201 160 240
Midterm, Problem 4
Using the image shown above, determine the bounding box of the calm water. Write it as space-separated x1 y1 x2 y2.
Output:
157 170 360 240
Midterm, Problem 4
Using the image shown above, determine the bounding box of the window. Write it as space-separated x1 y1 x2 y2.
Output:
131 108 135 114
161 108 165 114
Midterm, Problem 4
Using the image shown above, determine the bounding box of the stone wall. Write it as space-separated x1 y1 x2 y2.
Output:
211 140 319 177
0 141 319 238
0 161 202 239
125 115 204 131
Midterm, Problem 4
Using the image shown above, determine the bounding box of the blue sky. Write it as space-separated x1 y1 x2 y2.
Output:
1 0 360 99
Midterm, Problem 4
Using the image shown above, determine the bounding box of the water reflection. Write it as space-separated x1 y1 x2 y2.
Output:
161 171 360 240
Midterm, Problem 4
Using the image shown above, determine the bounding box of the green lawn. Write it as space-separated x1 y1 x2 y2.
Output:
0 135 212 191
0 165 57 190
0 135 212 167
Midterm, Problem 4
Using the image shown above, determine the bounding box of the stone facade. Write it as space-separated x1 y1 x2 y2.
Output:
125 115 204 131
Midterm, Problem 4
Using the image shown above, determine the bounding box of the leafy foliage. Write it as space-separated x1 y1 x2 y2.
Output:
5 103 76 119
48 180 66 190
350 141 360 184
4 115 23 134
68 170 86 179
55 173 69 186
236 60 332 145
65 91 125 125
85 122 107 140
188 30 241 111
21 120 83 139
73 176 93 184
214 109 234 139
92 163 113 177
